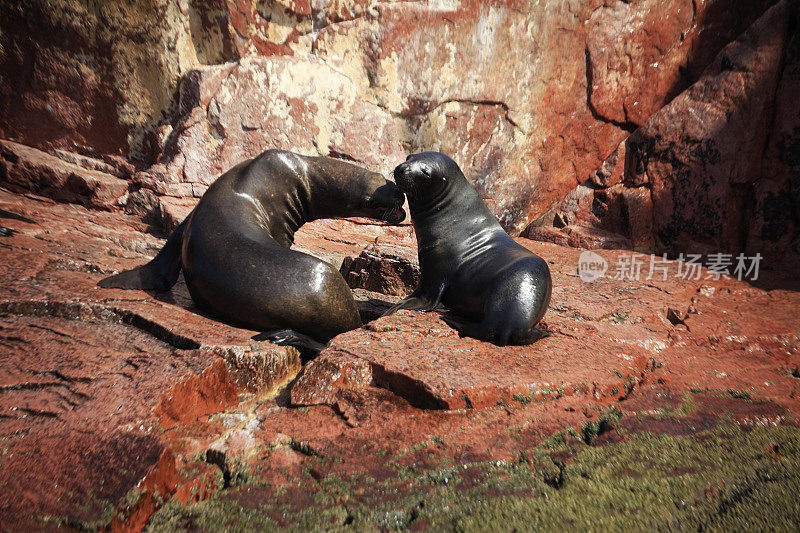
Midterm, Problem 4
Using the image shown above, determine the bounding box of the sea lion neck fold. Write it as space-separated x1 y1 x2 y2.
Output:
231 150 315 248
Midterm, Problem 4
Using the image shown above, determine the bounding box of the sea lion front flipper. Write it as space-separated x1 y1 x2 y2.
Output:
382 296 426 316
381 295 442 316
254 329 327 357
382 282 446 316
440 314 503 344
98 217 189 291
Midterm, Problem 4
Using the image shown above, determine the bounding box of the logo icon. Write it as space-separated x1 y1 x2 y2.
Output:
578 251 607 282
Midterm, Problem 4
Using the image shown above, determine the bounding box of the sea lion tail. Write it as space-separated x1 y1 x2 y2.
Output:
98 218 188 291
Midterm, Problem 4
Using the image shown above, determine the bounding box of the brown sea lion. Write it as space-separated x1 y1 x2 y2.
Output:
100 149 405 354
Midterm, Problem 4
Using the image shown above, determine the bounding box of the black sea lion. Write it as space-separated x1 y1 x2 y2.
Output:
99 149 405 353
385 152 552 346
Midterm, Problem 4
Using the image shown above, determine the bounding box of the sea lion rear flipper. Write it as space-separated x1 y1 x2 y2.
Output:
98 217 189 291
254 329 327 357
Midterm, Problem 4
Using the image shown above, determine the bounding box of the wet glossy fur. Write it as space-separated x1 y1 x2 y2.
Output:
99 150 405 352
386 152 551 345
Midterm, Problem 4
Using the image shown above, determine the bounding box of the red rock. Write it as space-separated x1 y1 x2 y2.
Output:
314 0 628 232
623 186 655 252
747 6 800 271
210 344 302 394
0 0 238 159
587 0 694 126
293 217 416 271
292 309 654 410
171 461 222 506
586 0 776 127
3 147 800 528
155 359 239 425
51 148 123 177
312 0 778 233
0 188 306 528
105 449 180 533
0 309 208 530
157 195 196 233
527 223 632 250
294 238 800 413
143 56 404 195
0 429 166 530
1 190 798 530
529 1 797 263
526 181 652 252
400 101 520 222
332 387 416 428
589 141 627 188
628 1 791 256
291 353 374 406
341 243 419 296
0 140 129 209
0 0 782 237
224 0 313 57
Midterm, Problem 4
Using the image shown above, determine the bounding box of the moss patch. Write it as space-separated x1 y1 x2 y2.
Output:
146 418 800 531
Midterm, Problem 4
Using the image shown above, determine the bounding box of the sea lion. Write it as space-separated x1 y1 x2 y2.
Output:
99 149 405 353
385 152 551 346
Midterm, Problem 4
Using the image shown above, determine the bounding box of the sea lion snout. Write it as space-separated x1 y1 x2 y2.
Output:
393 161 410 188
386 181 406 206
366 180 406 224
393 160 428 194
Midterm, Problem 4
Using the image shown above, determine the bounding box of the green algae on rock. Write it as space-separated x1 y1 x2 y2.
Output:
145 421 800 531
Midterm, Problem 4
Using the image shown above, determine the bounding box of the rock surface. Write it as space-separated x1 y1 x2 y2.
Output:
0 140 129 210
1 0 782 235
747 3 800 271
340 243 419 297
528 1 800 270
0 0 238 160
0 188 300 528
1 187 799 529
141 55 405 191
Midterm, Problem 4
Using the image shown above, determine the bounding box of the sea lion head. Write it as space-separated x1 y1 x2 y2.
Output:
393 152 462 203
358 177 407 224
317 157 406 224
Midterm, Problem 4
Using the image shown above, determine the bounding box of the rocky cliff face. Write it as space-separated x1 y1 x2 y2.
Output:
529 0 800 271
3 0 796 259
